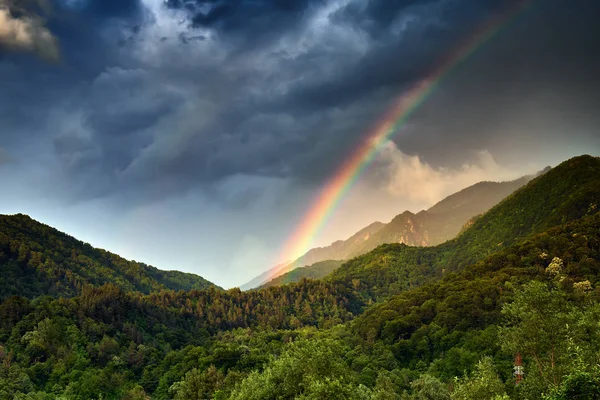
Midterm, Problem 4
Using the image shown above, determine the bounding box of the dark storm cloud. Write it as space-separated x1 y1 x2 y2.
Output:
130 0 541 187
78 0 142 19
0 0 144 60
274 0 535 112
0 0 146 145
164 0 323 53
2 0 599 207
392 0 600 168
46 0 145 70
166 0 313 28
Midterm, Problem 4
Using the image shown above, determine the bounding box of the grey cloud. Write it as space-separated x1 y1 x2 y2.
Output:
167 0 314 29
3 0 600 210
125 1 460 182
81 0 142 19
0 0 148 151
49 68 185 198
392 0 600 168
279 0 528 112
164 0 321 53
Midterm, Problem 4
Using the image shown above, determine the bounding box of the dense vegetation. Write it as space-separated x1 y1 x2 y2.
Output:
1 155 599 399
0 214 218 301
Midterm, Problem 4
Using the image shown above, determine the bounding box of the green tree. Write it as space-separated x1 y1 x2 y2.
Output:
409 374 450 400
500 281 578 387
229 339 368 400
544 368 600 400
171 365 225 400
451 358 506 400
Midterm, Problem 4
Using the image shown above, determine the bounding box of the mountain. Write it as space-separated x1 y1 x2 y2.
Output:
344 171 544 257
329 155 600 300
259 260 344 288
0 155 598 399
351 211 600 375
0 214 219 300
256 171 541 289
239 261 291 291
289 221 386 267
240 222 384 290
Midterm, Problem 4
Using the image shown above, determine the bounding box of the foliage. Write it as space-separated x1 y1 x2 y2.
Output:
0 155 598 398
409 375 450 400
544 368 600 400
229 338 371 400
451 357 507 400
0 214 218 301
170 365 224 400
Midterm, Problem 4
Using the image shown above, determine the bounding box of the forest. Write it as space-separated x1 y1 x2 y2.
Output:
1 155 600 399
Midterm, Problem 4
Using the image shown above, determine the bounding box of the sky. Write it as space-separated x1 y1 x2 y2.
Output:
1 0 599 288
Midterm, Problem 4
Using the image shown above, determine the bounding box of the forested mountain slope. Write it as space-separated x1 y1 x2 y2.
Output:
1 156 599 399
1 195 598 399
350 172 541 256
259 260 344 288
344 212 600 397
232 213 600 400
328 155 600 300
0 214 218 300
241 222 384 290
354 212 600 346
256 172 538 289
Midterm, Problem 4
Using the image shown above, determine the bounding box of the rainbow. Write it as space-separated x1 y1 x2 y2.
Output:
276 0 535 275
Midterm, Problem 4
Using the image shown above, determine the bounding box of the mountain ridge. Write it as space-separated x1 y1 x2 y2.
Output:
259 260 345 288
240 222 385 290
0 213 219 300
0 155 598 398
252 171 543 289
327 155 600 301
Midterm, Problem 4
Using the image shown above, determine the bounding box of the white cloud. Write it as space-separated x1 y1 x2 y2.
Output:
379 141 519 204
309 142 524 250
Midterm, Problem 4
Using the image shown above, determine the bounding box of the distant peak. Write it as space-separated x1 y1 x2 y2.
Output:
389 211 415 224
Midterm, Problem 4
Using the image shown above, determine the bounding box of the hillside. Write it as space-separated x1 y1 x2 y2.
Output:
289 222 386 267
259 260 344 288
0 155 599 399
351 173 542 256
256 172 538 289
240 222 384 290
0 214 218 300
328 155 600 300
348 212 600 394
239 261 291 291
354 212 600 342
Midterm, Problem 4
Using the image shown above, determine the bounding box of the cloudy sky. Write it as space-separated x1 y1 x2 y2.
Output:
1 0 599 288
